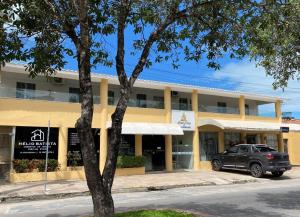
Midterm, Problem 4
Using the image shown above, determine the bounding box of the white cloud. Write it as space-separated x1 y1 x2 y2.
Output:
214 61 300 114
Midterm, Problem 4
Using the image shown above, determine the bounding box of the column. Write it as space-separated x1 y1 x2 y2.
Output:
241 132 247 143
58 127 68 171
192 90 200 170
277 133 284 152
218 131 225 153
239 95 245 120
260 133 266 144
164 87 173 171
165 135 173 172
275 100 282 122
100 79 108 172
135 135 142 156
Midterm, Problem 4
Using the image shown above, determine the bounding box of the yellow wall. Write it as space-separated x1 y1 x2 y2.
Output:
283 132 300 165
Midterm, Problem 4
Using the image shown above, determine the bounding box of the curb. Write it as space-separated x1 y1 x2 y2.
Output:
0 179 258 204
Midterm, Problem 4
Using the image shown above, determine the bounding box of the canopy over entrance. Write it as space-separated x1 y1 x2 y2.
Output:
106 122 184 135
198 119 300 132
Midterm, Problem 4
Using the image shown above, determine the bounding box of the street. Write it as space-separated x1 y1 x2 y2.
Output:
1 177 299 217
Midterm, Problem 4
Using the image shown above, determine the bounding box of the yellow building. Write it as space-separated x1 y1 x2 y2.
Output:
0 63 299 183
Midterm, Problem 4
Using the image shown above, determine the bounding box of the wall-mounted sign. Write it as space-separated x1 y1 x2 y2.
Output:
14 126 59 160
172 110 195 131
280 127 290 133
67 128 100 166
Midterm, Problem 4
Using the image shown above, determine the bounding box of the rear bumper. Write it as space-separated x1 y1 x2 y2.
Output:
264 164 292 172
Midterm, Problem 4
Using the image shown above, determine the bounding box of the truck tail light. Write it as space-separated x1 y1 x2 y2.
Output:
265 153 274 160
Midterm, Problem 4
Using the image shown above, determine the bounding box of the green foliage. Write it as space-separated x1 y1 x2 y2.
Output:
13 159 30 173
13 159 60 173
117 155 145 168
115 210 196 217
67 151 82 167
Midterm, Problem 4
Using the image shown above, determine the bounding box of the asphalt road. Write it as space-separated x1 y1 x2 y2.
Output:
1 178 300 217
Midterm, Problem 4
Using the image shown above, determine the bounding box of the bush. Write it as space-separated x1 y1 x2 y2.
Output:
13 159 30 173
117 155 145 168
37 159 60 172
13 159 60 173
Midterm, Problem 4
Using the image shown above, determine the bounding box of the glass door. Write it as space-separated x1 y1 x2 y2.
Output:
200 132 218 161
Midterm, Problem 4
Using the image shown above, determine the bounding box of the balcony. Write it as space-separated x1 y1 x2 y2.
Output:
0 86 100 104
109 98 164 109
199 105 239 115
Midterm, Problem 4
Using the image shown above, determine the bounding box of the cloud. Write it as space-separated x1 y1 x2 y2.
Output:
214 60 300 114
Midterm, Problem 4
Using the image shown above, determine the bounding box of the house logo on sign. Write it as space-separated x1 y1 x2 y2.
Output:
31 129 45 142
177 113 192 129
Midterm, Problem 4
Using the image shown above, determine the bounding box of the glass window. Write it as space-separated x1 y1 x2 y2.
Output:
238 145 249 154
224 132 241 150
253 146 276 152
108 90 115 105
69 87 81 103
119 135 135 156
153 96 164 109
137 94 147 108
200 132 218 161
266 134 278 150
245 104 250 115
283 139 288 153
179 98 188 110
217 102 227 113
227 146 238 153
16 82 36 99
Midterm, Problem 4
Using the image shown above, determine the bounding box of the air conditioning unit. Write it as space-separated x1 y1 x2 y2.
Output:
171 91 178 97
52 77 64 85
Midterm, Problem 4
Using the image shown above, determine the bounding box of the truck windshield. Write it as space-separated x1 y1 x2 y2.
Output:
254 146 276 152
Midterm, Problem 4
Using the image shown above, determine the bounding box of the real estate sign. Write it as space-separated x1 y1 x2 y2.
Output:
14 126 59 159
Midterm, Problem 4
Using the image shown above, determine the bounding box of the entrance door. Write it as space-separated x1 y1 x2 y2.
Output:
200 132 218 161
0 133 11 181
142 135 165 171
246 134 257 144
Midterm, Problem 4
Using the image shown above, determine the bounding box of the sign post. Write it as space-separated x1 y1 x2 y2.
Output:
44 120 50 193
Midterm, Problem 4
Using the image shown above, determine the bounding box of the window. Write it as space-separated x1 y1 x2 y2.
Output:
253 146 276 153
227 146 238 153
108 90 115 105
153 96 164 109
179 98 188 110
283 139 288 153
266 134 278 150
200 132 218 161
69 87 81 103
245 104 250 115
119 135 135 156
224 132 241 150
217 102 227 113
136 94 147 108
16 82 35 99
238 145 249 154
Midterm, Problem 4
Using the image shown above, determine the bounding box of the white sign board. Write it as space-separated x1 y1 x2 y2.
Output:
172 110 195 131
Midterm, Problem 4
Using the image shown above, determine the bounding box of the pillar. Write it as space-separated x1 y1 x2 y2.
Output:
260 133 266 144
100 79 108 172
58 127 68 171
275 100 282 121
239 95 245 120
218 131 224 153
278 133 284 152
135 135 142 156
192 90 200 170
164 87 171 122
165 135 173 172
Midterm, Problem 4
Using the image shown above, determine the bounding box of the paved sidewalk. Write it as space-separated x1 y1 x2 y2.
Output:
0 167 299 203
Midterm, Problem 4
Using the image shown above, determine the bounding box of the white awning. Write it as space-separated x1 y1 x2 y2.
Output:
198 119 286 132
106 122 184 135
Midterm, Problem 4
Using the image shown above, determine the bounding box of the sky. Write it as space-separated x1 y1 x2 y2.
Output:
61 40 300 119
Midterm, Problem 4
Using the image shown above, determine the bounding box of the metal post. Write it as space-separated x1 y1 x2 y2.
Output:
44 120 50 193
10 127 16 172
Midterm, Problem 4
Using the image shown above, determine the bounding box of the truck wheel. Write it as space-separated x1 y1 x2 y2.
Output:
272 171 284 177
212 160 222 171
250 163 264 178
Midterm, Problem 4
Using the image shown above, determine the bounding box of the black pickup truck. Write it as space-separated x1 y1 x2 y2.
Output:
211 144 291 178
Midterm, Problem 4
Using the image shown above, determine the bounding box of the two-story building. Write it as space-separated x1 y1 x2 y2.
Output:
0 63 299 183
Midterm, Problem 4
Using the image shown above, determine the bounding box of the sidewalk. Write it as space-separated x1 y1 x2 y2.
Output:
1 167 299 203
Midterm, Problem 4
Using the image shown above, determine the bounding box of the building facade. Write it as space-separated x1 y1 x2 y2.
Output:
0 63 299 183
